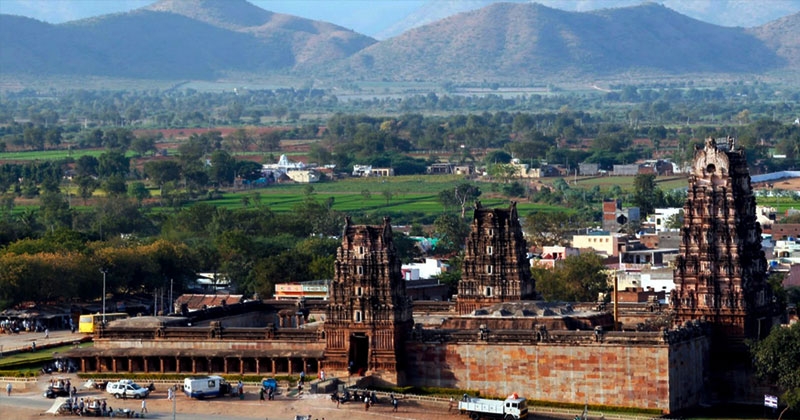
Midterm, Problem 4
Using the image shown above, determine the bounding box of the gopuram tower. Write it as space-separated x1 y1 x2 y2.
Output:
457 201 536 315
323 217 412 385
672 137 775 345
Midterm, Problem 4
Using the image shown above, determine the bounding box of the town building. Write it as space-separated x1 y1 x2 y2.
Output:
600 199 640 232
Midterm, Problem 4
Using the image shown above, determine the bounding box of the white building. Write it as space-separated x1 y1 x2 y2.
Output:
262 154 319 183
401 258 449 280
644 208 682 232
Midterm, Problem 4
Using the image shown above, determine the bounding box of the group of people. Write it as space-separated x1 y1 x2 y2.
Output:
61 396 107 416
259 385 275 401
357 391 397 412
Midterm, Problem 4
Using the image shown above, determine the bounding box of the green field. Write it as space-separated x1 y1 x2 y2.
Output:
0 148 133 162
203 176 565 216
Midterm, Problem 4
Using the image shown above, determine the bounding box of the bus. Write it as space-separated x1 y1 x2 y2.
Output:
78 313 129 334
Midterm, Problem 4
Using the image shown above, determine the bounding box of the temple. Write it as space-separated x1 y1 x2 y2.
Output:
323 216 412 384
457 201 536 314
671 137 775 343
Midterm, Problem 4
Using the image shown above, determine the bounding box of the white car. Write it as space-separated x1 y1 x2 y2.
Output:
105 380 149 399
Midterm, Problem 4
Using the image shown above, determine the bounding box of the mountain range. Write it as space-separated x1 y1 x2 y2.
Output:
0 0 797 83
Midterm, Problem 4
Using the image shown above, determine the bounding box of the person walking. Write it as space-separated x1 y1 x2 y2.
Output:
141 399 147 414
6 382 11 396
364 395 370 411
167 386 174 401
392 397 398 412
44 328 49 339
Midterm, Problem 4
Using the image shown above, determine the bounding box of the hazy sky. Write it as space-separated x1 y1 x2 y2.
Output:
0 0 426 36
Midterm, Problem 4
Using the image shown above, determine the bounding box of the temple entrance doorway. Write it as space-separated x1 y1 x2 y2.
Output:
349 332 369 374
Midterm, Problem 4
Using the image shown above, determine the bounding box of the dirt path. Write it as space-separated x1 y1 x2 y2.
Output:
0 377 461 420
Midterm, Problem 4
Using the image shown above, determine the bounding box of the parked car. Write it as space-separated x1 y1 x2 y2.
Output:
105 380 150 399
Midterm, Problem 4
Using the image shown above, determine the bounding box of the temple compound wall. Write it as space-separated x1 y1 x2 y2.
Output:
69 322 326 376
404 326 709 414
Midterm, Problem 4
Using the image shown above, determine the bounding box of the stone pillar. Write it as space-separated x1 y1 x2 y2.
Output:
176 357 181 374
80 358 87 373
224 357 229 374
191 358 197 374
271 359 276 375
96 356 101 372
239 358 244 375
112 358 118 373
160 357 165 374
301 358 307 374
127 358 132 372
255 358 261 375
207 357 212 373
143 357 149 373
288 358 293 374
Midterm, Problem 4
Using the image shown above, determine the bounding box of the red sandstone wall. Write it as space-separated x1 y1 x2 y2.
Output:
405 337 708 413
668 337 709 410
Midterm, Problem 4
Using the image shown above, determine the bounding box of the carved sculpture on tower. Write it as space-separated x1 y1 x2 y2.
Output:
672 137 774 343
457 201 536 315
323 216 412 384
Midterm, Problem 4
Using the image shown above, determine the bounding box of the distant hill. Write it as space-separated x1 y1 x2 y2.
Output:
332 2 786 82
748 12 800 69
0 0 375 79
0 1 796 83
144 0 376 66
377 0 800 40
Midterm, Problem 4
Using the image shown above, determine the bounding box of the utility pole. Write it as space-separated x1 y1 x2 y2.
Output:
169 278 174 315
99 268 108 324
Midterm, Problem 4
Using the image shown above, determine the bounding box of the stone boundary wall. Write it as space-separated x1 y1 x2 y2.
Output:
404 326 708 414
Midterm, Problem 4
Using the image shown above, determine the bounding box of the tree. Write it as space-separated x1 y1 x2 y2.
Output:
487 163 518 183
523 211 586 250
665 210 684 230
131 135 158 157
75 155 100 178
143 160 182 190
750 323 800 417
102 175 127 197
433 213 470 254
438 183 481 219
209 150 237 187
127 182 150 205
633 173 659 216
382 189 393 205
257 131 282 152
236 160 263 182
534 253 611 302
97 151 130 179
74 175 98 204
226 129 253 152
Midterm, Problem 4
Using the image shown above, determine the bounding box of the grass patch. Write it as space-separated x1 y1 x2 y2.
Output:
0 148 137 162
0 342 92 370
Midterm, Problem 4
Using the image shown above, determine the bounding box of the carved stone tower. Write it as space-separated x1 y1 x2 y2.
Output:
457 201 536 315
323 216 412 385
672 137 774 344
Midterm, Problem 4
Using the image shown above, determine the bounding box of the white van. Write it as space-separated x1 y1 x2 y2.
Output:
105 380 149 399
183 376 231 399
